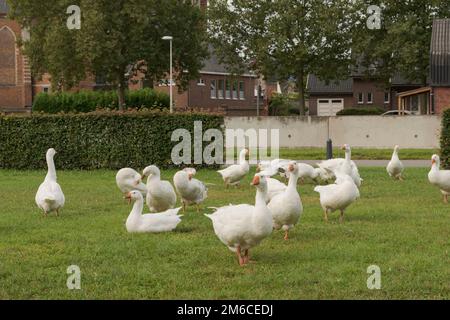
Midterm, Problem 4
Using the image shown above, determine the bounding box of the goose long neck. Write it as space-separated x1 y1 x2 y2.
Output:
255 188 267 209
288 171 299 189
131 197 144 218
45 154 57 181
392 149 399 159
239 151 247 165
345 149 351 162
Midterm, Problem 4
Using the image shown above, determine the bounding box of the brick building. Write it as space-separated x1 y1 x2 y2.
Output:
308 18 450 116
0 0 32 112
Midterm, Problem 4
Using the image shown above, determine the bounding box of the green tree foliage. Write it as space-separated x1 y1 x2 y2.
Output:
7 0 208 109
353 0 450 85
208 0 356 115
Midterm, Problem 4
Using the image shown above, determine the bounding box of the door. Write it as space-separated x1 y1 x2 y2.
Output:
317 99 344 116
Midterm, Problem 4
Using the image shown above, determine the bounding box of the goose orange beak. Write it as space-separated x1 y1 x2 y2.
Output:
288 164 295 172
188 174 193 181
251 175 260 186
124 192 132 205
432 159 436 165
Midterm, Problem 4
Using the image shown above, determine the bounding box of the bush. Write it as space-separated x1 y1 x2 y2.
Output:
441 109 450 169
0 110 223 170
336 107 385 116
32 89 170 113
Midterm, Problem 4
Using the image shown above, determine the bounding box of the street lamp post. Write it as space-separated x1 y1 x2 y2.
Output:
162 36 174 113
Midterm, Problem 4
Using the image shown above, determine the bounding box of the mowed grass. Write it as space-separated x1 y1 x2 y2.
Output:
279 147 436 160
0 167 449 300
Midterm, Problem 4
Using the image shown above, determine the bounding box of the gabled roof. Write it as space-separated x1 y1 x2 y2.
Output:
200 46 256 77
307 74 352 95
430 19 450 86
0 0 9 14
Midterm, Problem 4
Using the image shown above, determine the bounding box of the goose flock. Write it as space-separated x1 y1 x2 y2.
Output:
35 145 450 266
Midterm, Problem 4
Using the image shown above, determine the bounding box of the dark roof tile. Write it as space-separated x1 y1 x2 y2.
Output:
307 74 352 94
431 19 450 86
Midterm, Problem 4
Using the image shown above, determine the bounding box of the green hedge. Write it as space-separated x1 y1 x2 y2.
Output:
336 107 385 116
32 89 170 113
0 110 223 170
441 109 450 169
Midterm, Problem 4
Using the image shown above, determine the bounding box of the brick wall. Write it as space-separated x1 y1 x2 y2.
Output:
434 87 450 114
0 18 32 111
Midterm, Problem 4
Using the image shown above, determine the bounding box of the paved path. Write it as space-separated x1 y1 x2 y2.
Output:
297 159 430 168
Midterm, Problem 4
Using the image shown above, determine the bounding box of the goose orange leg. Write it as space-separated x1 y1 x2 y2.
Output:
236 246 245 266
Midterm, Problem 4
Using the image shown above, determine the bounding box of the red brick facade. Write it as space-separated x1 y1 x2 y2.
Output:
0 16 32 112
434 87 450 114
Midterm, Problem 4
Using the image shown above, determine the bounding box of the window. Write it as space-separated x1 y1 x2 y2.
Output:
357 93 364 104
218 79 224 99
0 27 17 85
239 81 245 100
384 91 390 104
197 78 205 86
210 80 217 99
43 87 50 93
367 92 373 104
225 80 231 99
232 81 238 100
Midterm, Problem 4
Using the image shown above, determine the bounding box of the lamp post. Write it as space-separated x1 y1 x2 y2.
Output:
162 36 173 113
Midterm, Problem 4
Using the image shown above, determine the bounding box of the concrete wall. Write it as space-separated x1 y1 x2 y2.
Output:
225 116 442 149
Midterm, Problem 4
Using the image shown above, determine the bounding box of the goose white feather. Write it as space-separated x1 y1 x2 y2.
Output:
317 145 362 187
173 169 208 211
116 168 147 195
386 145 404 180
143 165 177 212
205 174 273 266
35 148 65 216
267 162 303 240
314 170 360 223
217 149 249 186
125 191 182 233
428 155 450 203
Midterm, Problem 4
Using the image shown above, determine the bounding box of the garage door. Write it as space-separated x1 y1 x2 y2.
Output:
317 99 344 116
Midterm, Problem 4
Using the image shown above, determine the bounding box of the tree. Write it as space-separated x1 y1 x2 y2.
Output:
8 0 208 110
208 0 356 115
353 0 450 85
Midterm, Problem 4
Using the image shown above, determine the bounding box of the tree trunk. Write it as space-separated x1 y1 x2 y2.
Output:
297 70 306 116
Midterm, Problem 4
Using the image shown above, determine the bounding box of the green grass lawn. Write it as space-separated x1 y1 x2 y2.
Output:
278 147 436 160
0 167 449 300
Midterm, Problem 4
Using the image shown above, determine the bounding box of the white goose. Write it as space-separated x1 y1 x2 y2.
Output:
386 145 404 180
142 165 177 212
268 162 303 240
217 148 249 187
205 174 273 266
116 168 147 195
35 148 65 217
317 145 362 187
265 178 287 203
428 155 450 203
314 171 360 223
125 191 182 233
173 168 208 212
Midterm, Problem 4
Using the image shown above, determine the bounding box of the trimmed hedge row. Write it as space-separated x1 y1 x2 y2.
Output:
0 110 224 170
441 109 450 169
32 89 170 113
336 107 384 116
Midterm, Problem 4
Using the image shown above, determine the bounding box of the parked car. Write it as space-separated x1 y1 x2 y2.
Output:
381 110 414 116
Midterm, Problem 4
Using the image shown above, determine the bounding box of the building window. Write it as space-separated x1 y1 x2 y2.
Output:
197 78 205 86
239 81 245 100
384 91 390 104
218 79 224 99
210 80 217 99
367 92 373 104
43 87 50 93
232 81 238 100
0 27 17 85
357 93 364 104
225 79 231 99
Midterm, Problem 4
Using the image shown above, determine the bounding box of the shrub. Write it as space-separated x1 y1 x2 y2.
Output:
0 110 223 170
336 107 385 116
32 89 170 113
441 109 450 169
269 93 301 116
